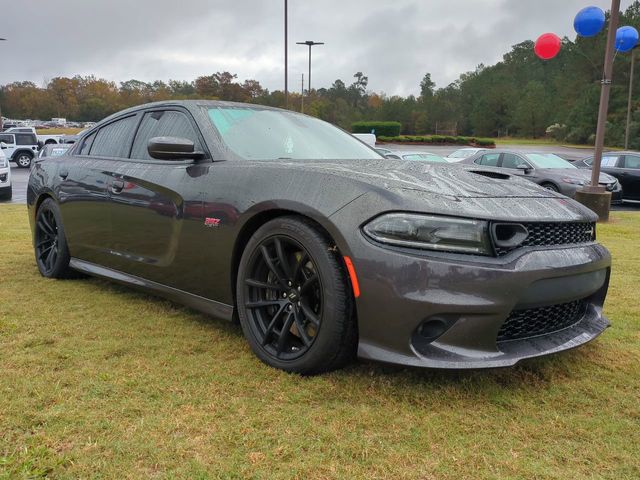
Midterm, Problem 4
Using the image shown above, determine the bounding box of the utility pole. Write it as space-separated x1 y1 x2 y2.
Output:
576 0 621 222
284 0 288 109
625 47 636 149
301 73 305 113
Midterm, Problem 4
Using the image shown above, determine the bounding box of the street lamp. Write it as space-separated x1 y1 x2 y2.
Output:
625 45 637 149
296 40 324 93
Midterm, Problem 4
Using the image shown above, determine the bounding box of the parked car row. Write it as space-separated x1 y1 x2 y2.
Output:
375 146 637 203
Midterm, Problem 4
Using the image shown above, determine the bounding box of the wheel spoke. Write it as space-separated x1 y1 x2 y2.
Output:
245 278 283 291
292 252 309 283
260 245 288 288
246 299 283 309
37 219 54 236
45 247 56 270
38 244 54 259
36 238 52 248
276 311 295 355
300 274 319 293
294 310 312 346
262 303 287 346
274 238 292 280
300 301 320 327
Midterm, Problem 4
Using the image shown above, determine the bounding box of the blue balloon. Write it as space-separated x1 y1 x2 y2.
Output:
574 6 606 37
616 26 639 53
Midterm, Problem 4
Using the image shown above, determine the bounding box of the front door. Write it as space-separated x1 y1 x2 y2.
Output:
104 108 209 292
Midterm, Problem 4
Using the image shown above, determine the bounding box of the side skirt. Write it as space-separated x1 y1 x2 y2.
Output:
69 258 234 321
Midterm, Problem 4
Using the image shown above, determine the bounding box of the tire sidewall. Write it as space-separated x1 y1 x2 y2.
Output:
236 217 351 373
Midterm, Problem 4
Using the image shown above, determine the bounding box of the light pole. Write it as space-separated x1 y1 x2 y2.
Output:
296 41 324 93
625 46 637 149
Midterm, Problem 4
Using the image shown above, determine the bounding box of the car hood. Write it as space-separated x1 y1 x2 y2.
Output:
541 168 615 184
295 159 557 199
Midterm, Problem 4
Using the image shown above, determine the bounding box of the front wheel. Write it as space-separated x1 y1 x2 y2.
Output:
541 182 559 192
15 152 33 168
34 198 75 278
236 216 357 375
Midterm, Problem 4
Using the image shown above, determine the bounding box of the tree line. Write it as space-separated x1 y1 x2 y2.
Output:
2 2 640 147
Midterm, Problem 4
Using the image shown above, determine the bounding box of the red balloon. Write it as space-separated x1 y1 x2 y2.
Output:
534 33 561 60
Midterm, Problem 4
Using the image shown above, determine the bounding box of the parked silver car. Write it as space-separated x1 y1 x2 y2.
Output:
461 150 622 202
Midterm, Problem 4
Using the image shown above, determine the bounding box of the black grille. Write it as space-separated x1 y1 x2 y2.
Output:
493 222 595 256
497 300 588 342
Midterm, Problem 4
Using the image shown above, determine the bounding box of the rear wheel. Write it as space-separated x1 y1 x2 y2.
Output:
236 217 356 374
15 152 33 168
34 198 75 279
541 182 559 192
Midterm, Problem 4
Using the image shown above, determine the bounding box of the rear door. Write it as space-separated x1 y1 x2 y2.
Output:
104 108 209 291
620 154 640 200
56 125 122 264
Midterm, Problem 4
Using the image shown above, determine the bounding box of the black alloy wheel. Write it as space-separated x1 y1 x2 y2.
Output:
34 198 74 278
237 217 356 374
244 235 322 360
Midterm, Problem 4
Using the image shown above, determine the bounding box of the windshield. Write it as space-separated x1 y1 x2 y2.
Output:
525 153 576 169
206 106 382 161
402 153 447 163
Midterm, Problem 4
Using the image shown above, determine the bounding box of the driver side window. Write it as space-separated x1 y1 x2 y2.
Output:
501 153 528 169
476 153 500 167
131 110 203 160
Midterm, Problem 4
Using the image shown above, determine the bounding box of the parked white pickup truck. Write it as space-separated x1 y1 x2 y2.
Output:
3 127 65 145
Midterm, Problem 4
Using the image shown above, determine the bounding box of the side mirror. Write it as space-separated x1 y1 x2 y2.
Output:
516 164 533 174
385 154 401 160
148 137 205 160
0 142 6 150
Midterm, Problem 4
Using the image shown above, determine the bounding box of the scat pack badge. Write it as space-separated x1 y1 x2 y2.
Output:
204 217 221 228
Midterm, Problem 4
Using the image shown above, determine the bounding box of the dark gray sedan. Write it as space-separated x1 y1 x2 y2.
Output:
574 151 640 202
461 150 623 202
27 101 611 374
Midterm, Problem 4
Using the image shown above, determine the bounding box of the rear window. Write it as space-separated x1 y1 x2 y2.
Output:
15 133 36 145
624 155 640 169
90 116 137 158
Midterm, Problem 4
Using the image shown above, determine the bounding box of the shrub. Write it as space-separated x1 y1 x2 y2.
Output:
352 121 402 137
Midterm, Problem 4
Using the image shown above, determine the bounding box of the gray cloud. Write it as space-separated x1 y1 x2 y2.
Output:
0 0 634 95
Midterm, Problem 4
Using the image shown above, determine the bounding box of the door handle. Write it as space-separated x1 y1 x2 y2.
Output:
111 180 125 194
59 169 69 180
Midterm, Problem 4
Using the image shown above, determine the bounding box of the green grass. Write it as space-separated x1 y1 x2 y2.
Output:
494 137 625 150
1 205 639 479
36 128 83 136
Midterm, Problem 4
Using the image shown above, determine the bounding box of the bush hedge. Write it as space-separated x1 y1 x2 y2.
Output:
352 121 402 137
377 135 495 147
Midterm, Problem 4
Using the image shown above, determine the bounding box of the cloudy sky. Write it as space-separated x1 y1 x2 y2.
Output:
1 0 636 96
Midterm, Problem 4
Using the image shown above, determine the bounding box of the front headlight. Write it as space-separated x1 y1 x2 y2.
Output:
561 177 585 186
363 213 492 255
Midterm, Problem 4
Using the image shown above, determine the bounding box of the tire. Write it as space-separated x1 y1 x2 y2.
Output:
236 216 357 375
541 182 559 192
34 198 76 279
0 186 11 201
15 152 33 169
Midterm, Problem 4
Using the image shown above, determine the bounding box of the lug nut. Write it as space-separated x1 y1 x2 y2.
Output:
282 293 287 298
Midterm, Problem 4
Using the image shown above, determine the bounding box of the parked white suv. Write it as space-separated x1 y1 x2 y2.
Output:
0 144 12 200
0 132 39 168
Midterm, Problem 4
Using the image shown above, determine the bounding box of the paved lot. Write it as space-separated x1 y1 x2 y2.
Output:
2 149 638 211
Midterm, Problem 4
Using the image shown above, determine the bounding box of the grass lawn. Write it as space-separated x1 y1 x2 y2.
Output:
494 137 623 150
36 128 84 136
1 205 639 479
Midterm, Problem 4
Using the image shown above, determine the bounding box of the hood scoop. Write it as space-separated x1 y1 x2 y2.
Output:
468 170 511 180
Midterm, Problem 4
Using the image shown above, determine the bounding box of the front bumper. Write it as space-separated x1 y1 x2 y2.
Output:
353 238 611 369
